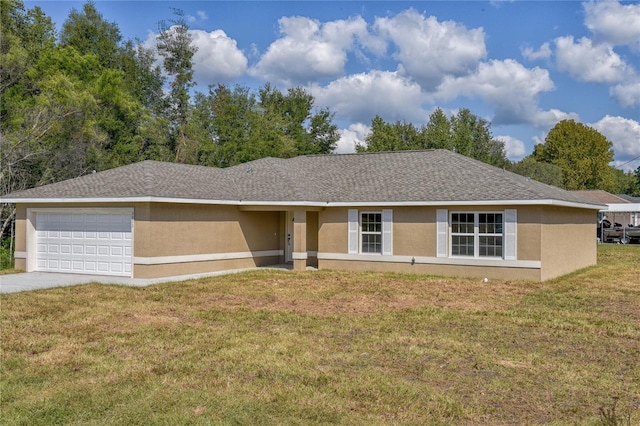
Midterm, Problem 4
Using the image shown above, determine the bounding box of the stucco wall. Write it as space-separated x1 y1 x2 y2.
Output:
12 202 597 281
12 202 282 278
135 203 280 257
540 206 597 280
317 205 598 281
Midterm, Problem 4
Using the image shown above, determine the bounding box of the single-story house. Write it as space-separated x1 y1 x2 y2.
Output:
1 149 604 281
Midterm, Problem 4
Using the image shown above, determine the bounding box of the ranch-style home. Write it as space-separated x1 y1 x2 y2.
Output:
2 149 603 281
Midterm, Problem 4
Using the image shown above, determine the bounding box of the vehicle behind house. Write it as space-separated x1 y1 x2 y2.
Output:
599 219 640 244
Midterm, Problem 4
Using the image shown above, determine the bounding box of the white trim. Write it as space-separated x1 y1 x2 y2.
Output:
307 250 318 257
317 252 541 269
14 251 27 259
133 250 283 265
603 203 640 213
348 209 358 254
504 209 517 261
436 209 448 258
292 252 308 260
1 196 604 210
382 209 393 255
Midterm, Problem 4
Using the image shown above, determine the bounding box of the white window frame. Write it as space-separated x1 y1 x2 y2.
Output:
348 209 393 255
360 211 383 254
450 211 505 259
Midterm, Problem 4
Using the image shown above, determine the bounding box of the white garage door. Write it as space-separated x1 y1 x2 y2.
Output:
36 211 132 276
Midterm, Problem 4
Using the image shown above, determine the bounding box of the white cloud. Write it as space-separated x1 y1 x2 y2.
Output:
374 9 486 90
583 1 640 48
435 59 573 127
555 36 634 84
590 116 640 165
495 135 526 161
250 16 372 86
610 81 640 108
521 42 552 61
144 28 248 86
335 123 370 153
190 29 248 85
196 11 209 21
311 70 427 124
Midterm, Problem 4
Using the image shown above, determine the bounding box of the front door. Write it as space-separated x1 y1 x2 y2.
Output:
285 210 294 262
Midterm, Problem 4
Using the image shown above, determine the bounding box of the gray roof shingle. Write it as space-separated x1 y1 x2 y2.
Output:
2 149 601 207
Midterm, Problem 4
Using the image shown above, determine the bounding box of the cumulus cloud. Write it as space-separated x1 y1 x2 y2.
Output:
144 28 248 86
610 81 640 108
311 70 427 124
555 36 634 84
590 116 640 166
250 15 374 86
435 59 572 127
335 123 370 153
583 1 640 48
521 42 552 61
374 9 486 90
495 135 527 161
190 29 248 85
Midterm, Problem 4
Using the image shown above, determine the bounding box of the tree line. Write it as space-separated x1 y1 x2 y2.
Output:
1 0 639 241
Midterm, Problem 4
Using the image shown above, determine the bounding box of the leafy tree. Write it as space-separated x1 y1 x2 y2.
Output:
533 119 614 190
610 167 640 196
59 1 122 68
359 108 508 167
421 108 452 150
156 9 197 163
509 156 564 187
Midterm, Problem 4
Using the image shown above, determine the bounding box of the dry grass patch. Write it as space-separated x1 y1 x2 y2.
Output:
1 244 639 425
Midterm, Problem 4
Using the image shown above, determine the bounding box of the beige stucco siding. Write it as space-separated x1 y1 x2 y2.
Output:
319 259 542 281
12 202 282 278
12 201 597 281
318 207 349 254
393 207 436 256
540 206 597 281
135 203 280 257
317 205 597 281
515 206 542 262
319 205 546 261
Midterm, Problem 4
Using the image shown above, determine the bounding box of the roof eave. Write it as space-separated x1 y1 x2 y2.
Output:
1 196 605 210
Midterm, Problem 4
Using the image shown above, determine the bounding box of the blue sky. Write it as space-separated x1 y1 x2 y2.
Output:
27 1 640 171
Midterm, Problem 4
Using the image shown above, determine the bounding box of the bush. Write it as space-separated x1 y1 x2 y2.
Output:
0 237 15 270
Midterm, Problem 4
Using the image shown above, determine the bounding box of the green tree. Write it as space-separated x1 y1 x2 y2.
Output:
359 108 508 167
156 9 197 163
533 119 614 190
610 167 640 196
59 1 122 68
421 108 452 150
509 156 564 187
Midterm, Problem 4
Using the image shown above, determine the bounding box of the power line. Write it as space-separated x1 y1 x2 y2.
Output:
616 154 640 169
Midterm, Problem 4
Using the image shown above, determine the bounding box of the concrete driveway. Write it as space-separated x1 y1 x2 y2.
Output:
0 266 292 294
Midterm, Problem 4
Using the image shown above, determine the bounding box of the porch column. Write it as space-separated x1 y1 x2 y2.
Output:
293 208 307 271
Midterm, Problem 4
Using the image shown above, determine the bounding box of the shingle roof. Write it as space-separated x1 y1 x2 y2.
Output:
616 194 640 203
2 149 601 207
570 190 630 205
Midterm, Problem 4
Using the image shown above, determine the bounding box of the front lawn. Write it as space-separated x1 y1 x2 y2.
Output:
1 245 639 425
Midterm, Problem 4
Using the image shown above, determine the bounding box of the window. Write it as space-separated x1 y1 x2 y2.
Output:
348 209 393 255
451 212 503 258
479 213 503 257
360 212 382 253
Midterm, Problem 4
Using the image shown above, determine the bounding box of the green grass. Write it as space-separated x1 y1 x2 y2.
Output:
1 244 639 425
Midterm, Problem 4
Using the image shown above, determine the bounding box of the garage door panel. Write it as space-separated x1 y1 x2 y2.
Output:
35 211 132 277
